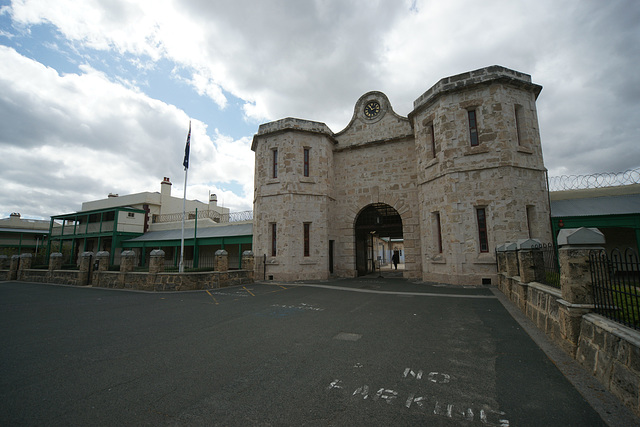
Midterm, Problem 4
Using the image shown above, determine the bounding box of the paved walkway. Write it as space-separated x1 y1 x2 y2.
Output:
0 278 637 426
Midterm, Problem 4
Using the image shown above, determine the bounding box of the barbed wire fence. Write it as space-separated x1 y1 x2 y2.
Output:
548 167 640 192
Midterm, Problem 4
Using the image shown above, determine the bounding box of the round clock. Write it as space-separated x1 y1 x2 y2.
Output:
363 101 381 119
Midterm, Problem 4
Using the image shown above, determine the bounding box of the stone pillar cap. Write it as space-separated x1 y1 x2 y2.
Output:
0 254 8 259
121 250 136 256
96 251 110 257
11 254 20 260
500 242 518 252
150 249 165 256
80 251 94 257
49 252 63 257
557 227 605 246
516 238 542 250
20 253 33 258
242 250 254 256
215 249 228 256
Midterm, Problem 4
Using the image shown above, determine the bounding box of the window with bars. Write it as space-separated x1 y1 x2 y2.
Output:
272 149 278 178
468 110 479 147
303 148 310 177
429 122 436 157
271 223 277 256
303 222 310 257
476 207 489 252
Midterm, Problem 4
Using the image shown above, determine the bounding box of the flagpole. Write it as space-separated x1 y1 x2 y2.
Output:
180 166 187 273
179 121 191 273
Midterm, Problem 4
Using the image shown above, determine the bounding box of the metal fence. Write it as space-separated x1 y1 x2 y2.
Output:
540 243 561 288
589 248 640 330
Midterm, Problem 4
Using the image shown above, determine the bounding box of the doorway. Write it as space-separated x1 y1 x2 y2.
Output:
354 203 403 276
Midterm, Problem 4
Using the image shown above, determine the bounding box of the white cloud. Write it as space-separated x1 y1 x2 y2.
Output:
0 45 253 218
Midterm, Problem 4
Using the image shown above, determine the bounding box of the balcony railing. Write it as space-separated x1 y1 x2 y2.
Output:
50 221 115 236
152 210 253 224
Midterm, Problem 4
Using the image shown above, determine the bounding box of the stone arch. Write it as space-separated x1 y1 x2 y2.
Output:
353 203 404 276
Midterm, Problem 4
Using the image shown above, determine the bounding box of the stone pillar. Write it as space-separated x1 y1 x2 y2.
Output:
214 249 228 272
516 239 543 284
119 250 137 289
149 249 165 274
16 253 32 280
95 251 110 271
242 250 255 280
503 243 519 277
49 252 63 271
9 255 20 280
78 252 94 286
19 253 32 270
557 227 605 356
78 252 94 273
120 250 136 273
242 251 254 270
0 255 8 270
558 228 605 305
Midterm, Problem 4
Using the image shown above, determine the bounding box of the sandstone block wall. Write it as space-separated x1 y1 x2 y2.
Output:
252 65 552 285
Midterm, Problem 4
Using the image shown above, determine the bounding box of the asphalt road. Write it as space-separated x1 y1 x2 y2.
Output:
0 278 622 426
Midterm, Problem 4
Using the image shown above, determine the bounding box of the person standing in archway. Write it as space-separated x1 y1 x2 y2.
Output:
392 250 400 270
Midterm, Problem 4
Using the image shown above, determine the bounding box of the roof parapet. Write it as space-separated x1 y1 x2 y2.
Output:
412 65 543 114
251 117 335 151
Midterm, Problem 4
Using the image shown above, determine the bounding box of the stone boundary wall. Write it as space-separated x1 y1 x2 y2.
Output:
13 269 253 291
496 230 640 416
1 250 256 292
577 314 640 412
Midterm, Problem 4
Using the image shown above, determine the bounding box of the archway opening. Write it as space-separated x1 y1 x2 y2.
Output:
354 203 404 276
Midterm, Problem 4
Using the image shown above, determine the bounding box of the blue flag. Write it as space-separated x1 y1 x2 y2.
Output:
183 121 191 169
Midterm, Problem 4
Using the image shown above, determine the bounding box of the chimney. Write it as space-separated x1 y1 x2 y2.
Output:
161 177 172 199
10 212 20 219
108 193 119 198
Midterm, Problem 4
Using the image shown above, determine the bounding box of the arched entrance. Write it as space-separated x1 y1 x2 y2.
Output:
355 203 403 276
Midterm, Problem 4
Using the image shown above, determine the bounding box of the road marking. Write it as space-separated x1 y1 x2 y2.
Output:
298 283 496 299
243 286 255 297
403 368 423 380
205 290 219 305
327 379 343 390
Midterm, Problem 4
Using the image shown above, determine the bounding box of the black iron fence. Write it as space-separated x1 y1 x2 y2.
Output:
589 248 640 330
540 243 561 288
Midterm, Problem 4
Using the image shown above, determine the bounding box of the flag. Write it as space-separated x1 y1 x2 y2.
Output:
183 121 191 169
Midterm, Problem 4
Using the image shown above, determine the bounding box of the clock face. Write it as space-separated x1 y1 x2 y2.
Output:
363 101 381 119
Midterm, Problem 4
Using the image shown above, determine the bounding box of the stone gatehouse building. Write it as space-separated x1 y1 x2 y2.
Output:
251 66 552 285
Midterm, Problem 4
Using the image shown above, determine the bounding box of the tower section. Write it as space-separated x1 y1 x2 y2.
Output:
410 66 552 285
251 118 336 281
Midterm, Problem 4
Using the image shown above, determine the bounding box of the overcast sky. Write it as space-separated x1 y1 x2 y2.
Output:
1 0 639 220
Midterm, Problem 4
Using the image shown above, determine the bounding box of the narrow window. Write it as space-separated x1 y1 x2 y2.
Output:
303 222 310 257
272 149 278 179
435 212 443 253
476 208 489 252
271 223 277 256
514 104 524 145
429 122 436 157
468 110 479 147
303 148 310 177
526 205 535 238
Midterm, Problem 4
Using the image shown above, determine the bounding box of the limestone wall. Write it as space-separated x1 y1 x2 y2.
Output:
413 73 550 285
253 123 335 281
332 137 421 278
251 65 552 285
